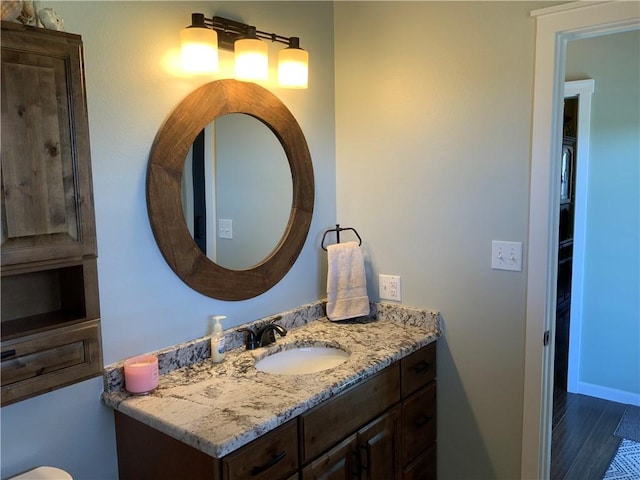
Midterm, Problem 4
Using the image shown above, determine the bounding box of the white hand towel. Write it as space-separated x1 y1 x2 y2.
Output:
326 241 370 321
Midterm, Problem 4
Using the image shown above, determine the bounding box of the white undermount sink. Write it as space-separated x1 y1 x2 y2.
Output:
255 344 350 375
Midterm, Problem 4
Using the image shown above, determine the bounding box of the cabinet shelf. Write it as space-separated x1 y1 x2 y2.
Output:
2 311 87 342
1 259 100 335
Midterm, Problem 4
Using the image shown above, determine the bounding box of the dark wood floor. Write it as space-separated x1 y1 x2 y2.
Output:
551 388 628 480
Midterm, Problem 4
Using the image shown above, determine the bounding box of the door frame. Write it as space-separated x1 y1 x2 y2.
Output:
521 2 639 479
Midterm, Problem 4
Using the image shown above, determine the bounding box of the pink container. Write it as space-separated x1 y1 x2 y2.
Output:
124 354 159 394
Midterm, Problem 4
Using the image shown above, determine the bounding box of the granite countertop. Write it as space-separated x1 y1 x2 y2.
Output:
101 302 441 459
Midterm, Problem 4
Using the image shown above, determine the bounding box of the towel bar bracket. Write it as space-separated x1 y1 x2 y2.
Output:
321 224 362 251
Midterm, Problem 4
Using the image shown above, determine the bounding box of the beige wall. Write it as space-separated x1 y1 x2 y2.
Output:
335 2 543 478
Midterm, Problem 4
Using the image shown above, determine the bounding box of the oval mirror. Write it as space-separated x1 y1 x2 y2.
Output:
147 80 314 301
181 113 292 270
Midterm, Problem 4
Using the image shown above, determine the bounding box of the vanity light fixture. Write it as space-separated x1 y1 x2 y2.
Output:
180 13 309 89
278 37 309 89
234 26 268 81
180 14 218 74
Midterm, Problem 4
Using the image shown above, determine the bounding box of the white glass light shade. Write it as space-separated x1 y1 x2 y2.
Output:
278 47 309 89
235 38 268 81
181 27 218 74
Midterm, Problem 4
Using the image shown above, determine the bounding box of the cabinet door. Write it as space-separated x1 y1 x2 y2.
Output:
1 22 96 266
302 435 358 480
357 406 401 480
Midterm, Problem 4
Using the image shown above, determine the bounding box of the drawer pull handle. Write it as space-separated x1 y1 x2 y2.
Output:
410 360 431 374
415 414 433 428
1 350 16 360
250 451 286 476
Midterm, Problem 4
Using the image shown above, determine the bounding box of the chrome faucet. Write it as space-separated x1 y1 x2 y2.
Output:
257 322 287 348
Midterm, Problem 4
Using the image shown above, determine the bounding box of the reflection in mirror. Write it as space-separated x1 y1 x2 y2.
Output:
182 114 292 270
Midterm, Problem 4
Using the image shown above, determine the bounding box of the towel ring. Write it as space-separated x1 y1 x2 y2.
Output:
321 224 362 251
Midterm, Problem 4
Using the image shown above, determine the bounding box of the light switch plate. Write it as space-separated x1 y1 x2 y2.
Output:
491 241 523 271
218 219 232 239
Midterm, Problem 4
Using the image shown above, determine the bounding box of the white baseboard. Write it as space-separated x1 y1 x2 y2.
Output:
576 381 640 406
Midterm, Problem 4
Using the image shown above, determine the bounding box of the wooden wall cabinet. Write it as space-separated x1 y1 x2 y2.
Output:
1 21 102 406
113 342 437 480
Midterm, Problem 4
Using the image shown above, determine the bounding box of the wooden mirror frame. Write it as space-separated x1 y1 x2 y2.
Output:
147 80 314 301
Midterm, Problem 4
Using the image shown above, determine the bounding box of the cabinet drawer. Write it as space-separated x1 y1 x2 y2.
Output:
402 443 436 480
401 382 436 465
401 342 436 398
1 319 102 406
223 419 298 480
300 364 400 463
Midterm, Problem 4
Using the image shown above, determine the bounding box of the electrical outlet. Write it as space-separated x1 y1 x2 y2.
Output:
491 241 523 271
379 274 402 301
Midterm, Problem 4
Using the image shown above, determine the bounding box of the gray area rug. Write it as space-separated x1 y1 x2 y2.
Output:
615 405 640 443
603 439 640 480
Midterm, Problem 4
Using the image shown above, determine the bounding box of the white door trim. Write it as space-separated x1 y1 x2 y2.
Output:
521 2 639 479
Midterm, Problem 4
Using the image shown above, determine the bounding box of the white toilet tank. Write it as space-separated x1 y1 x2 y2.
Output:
8 467 72 480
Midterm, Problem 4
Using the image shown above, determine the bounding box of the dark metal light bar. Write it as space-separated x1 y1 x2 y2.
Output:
191 13 298 51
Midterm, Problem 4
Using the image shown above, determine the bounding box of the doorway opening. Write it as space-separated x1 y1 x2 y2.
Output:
554 95 578 393
521 3 639 479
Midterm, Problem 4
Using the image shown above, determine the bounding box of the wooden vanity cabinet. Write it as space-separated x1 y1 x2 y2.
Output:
1 21 102 406
113 342 437 480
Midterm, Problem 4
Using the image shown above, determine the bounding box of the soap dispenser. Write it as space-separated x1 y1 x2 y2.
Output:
211 315 226 363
